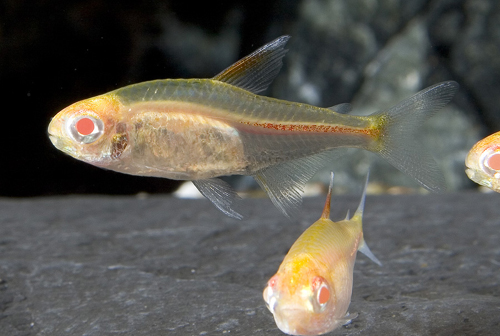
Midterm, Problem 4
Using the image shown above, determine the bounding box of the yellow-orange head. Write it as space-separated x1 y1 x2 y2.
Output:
48 94 125 166
465 131 500 192
263 253 346 336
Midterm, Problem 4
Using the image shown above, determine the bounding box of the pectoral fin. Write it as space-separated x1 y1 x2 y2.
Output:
358 238 382 266
338 311 359 326
192 178 243 219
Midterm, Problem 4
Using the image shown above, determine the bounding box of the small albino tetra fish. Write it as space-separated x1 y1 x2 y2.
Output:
465 131 500 192
263 173 380 336
48 35 458 219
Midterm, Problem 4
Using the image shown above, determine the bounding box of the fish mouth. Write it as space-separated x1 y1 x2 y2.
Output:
465 168 486 186
464 168 475 181
47 131 63 149
47 131 56 141
465 168 500 191
274 307 308 333
47 129 77 158
274 313 308 336
47 117 69 150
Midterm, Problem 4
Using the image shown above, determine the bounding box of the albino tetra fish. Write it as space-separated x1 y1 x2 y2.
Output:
263 173 380 336
465 131 500 192
48 35 458 219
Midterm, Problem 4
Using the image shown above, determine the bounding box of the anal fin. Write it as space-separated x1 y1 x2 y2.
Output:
253 152 335 218
358 238 382 266
192 178 243 219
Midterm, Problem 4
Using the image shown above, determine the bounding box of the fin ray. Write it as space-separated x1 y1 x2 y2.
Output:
358 238 382 266
253 152 336 218
321 172 334 219
213 36 290 94
328 103 352 114
353 171 382 266
338 312 359 326
352 171 370 222
372 81 458 192
192 178 243 219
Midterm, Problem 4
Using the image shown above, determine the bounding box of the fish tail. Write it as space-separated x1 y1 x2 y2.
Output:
369 81 458 192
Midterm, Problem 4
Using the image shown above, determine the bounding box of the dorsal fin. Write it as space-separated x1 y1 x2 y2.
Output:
321 172 334 219
351 171 370 223
328 103 352 114
212 36 290 94
354 170 382 266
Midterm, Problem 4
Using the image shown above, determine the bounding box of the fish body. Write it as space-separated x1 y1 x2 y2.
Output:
263 173 380 335
48 36 458 218
465 131 500 192
49 79 372 179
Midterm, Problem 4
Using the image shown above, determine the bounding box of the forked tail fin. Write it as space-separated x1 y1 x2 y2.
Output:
370 81 458 192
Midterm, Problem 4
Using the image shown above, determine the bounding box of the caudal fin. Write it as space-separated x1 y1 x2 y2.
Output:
370 81 458 192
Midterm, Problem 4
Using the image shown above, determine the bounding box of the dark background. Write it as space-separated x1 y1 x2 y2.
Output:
1 0 498 196
1 0 298 196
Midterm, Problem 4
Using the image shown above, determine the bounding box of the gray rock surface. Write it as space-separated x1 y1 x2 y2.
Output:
1 193 499 335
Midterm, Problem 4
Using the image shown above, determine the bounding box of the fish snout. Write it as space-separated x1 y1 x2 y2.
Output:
47 116 67 148
272 305 314 336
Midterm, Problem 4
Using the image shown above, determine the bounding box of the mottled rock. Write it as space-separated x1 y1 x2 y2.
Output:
0 194 499 335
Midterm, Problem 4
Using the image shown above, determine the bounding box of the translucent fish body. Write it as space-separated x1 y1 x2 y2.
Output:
48 36 458 218
50 80 377 176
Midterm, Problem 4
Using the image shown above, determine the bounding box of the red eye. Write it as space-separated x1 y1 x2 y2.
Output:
312 276 330 308
76 117 95 135
487 153 500 170
68 114 104 144
318 285 330 305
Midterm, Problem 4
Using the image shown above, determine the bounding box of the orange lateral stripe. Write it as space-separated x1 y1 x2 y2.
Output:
242 121 379 137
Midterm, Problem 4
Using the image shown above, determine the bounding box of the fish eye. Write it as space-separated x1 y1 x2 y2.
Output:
312 277 330 310
486 152 500 171
317 284 330 306
480 148 500 177
68 114 104 144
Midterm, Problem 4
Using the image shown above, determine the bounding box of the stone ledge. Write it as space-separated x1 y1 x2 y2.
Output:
0 193 499 335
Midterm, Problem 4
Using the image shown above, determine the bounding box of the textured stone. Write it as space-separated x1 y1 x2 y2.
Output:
0 193 499 335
